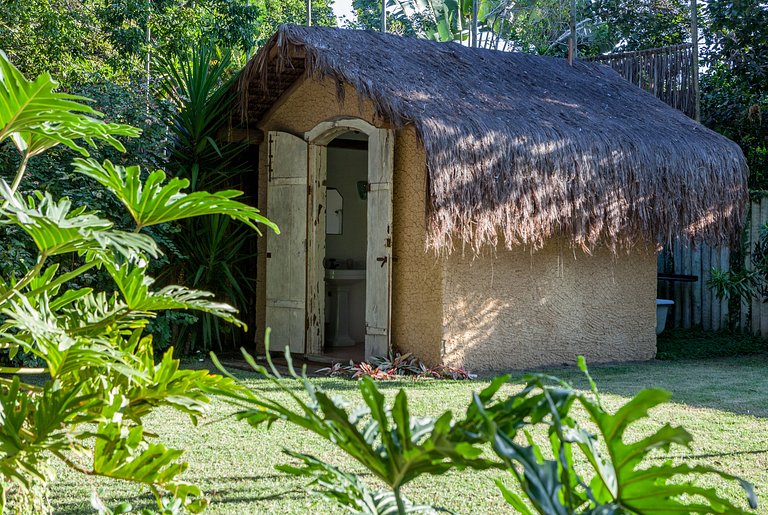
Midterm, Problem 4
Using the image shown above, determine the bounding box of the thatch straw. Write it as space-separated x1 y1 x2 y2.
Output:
238 25 748 254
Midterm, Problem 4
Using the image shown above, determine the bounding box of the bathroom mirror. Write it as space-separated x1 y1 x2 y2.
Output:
326 188 343 234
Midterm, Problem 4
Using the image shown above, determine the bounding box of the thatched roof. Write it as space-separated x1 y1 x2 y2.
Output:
238 25 748 253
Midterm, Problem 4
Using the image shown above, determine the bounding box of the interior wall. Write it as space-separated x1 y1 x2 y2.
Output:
441 242 658 371
326 145 368 269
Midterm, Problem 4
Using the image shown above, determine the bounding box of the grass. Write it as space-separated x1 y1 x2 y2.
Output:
49 355 768 514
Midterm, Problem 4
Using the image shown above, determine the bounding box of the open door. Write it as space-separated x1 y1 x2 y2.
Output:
266 131 308 354
365 128 394 358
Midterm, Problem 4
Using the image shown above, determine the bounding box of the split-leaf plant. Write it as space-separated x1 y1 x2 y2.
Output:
0 50 276 512
213 342 757 514
475 357 758 514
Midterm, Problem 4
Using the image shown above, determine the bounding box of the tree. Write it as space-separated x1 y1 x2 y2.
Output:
348 0 691 55
253 0 336 46
701 0 768 189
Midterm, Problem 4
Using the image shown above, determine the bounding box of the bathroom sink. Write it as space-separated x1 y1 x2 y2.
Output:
325 269 366 282
326 269 366 347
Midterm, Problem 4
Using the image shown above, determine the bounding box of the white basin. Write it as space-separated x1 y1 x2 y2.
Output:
656 299 674 335
326 269 366 282
326 269 366 347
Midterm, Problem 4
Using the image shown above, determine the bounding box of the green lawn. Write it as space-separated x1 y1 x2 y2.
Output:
50 355 768 514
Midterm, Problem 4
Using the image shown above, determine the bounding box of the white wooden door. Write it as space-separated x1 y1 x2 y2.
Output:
266 131 308 354
365 129 394 358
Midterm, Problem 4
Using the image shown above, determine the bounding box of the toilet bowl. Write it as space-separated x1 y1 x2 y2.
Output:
656 299 674 335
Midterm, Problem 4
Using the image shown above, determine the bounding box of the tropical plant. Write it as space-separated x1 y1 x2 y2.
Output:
478 358 758 513
154 44 258 353
708 222 768 306
317 352 475 380
702 0 768 190
213 341 757 514
351 0 689 54
0 50 276 512
211 337 501 513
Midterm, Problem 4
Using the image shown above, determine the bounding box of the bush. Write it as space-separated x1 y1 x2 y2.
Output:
0 51 276 512
211 341 758 514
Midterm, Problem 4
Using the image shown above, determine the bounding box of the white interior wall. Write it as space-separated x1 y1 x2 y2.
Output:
325 142 368 344
326 145 368 267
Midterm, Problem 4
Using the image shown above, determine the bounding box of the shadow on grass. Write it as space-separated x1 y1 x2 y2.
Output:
52 489 313 515
656 329 768 361
201 336 768 419
541 353 768 418
663 448 768 460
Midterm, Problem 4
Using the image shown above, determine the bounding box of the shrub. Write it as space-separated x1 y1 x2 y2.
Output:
0 50 276 512
318 352 475 380
213 341 758 514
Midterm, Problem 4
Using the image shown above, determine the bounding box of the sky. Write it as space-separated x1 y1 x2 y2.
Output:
333 0 356 25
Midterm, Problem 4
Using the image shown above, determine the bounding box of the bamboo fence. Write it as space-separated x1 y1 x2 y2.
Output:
659 196 768 333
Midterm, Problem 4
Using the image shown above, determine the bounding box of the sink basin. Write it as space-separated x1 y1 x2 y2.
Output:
325 269 366 347
325 269 366 282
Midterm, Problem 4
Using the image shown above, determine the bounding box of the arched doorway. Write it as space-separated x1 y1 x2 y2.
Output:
264 118 394 360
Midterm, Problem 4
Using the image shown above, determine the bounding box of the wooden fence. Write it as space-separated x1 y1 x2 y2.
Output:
659 196 768 333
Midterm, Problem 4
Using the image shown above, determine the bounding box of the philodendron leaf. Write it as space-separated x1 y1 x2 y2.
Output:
91 422 206 511
0 184 158 258
0 50 138 157
103 262 242 327
480 365 758 514
278 451 439 514
576 387 758 513
73 158 279 233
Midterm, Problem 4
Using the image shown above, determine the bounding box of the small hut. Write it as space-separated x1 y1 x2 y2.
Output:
232 25 747 371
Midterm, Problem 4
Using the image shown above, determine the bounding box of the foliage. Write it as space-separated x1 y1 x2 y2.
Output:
211 339 499 513
0 0 259 86
589 0 689 52
147 312 198 352
318 352 475 380
154 44 262 353
0 52 275 511
212 339 757 514
481 358 757 513
349 0 690 55
708 222 768 308
278 452 439 513
252 0 337 47
0 0 118 84
701 0 768 190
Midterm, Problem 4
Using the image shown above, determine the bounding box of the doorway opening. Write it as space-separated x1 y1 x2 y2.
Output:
323 131 369 362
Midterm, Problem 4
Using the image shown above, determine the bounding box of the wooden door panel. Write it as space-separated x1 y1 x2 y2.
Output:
365 128 394 358
266 131 308 354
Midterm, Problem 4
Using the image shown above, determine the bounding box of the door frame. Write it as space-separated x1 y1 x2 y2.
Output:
303 117 394 359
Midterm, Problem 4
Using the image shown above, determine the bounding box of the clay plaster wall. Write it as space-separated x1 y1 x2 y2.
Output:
441 243 657 371
254 76 443 361
390 128 443 365
254 76 656 371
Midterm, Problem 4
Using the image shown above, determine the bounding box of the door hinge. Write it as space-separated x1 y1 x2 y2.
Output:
268 135 274 181
386 237 392 248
